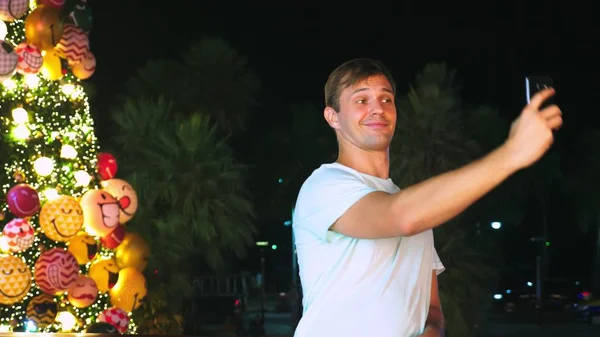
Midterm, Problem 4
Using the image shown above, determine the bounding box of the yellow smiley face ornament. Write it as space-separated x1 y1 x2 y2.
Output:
40 195 84 242
0 254 32 305
67 232 98 265
109 267 147 312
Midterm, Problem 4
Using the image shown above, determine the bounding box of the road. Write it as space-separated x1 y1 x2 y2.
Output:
195 310 600 336
478 311 600 337
481 322 600 337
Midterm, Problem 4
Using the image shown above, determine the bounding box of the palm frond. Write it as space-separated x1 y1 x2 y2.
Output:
123 37 260 136
110 96 257 318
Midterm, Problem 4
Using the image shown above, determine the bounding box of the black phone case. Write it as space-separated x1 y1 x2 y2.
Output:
525 76 554 109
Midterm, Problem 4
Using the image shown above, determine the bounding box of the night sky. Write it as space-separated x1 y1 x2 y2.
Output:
86 1 600 285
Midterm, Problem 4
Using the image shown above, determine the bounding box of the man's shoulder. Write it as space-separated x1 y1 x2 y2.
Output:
293 163 373 223
303 163 363 186
297 164 365 199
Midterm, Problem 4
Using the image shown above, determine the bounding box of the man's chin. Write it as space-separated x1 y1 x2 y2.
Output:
365 143 391 152
364 137 393 152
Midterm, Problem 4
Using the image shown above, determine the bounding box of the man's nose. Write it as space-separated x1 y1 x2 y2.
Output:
369 101 384 115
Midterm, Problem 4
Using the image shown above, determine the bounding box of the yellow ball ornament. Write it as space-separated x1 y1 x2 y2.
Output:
0 254 31 305
88 256 120 293
39 195 84 242
109 267 147 312
114 232 150 272
40 51 64 80
24 4 64 51
67 232 98 265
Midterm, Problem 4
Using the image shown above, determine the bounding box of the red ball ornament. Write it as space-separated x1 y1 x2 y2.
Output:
6 184 40 218
100 224 125 249
98 307 129 333
97 152 118 180
34 248 79 294
37 0 65 9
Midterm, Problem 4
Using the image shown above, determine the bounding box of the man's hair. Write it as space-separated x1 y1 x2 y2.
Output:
324 58 397 112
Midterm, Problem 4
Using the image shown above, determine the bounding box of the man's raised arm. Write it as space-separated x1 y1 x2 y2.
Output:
332 88 562 239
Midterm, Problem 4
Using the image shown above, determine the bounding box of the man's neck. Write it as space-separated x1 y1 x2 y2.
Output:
336 148 390 179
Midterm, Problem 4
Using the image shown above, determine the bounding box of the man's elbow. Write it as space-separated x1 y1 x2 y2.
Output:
395 211 423 237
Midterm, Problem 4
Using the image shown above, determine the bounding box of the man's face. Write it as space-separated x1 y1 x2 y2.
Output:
326 74 397 152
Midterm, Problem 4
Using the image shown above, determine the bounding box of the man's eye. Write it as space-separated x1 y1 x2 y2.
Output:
355 99 366 104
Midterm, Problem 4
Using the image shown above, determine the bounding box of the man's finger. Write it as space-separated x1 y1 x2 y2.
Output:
528 88 556 110
540 105 562 119
547 115 563 130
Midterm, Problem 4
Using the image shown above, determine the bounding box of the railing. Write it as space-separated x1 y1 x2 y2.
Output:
192 273 253 297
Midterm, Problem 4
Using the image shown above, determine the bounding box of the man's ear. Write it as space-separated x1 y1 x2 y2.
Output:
324 107 340 130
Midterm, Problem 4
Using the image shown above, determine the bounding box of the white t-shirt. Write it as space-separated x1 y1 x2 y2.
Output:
292 163 445 337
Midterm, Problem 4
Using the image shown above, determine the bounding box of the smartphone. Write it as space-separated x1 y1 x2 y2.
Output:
525 76 554 109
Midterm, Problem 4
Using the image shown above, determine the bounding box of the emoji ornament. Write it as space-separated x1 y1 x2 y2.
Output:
67 274 98 308
2 218 35 252
0 254 31 305
26 293 58 328
6 183 40 218
80 189 120 237
34 248 79 294
88 256 120 293
0 0 28 22
114 232 150 272
109 267 147 312
101 178 138 224
39 195 84 242
97 307 129 333
67 232 98 265
24 4 64 51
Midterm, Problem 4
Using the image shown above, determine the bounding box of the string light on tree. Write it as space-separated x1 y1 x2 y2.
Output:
0 0 147 334
0 20 7 40
33 156 54 176
11 107 28 124
60 144 77 159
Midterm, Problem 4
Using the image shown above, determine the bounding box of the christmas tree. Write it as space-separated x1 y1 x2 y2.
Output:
0 0 148 333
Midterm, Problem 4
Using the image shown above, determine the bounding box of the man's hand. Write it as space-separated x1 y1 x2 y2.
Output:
503 87 563 170
418 325 444 337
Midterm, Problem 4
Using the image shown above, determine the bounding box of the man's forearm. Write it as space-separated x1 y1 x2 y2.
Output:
392 143 518 236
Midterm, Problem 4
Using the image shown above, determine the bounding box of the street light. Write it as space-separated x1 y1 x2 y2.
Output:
255 241 268 319
530 236 547 313
491 221 502 230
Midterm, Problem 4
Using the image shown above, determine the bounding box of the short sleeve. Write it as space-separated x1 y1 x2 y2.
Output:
293 165 378 243
432 245 445 275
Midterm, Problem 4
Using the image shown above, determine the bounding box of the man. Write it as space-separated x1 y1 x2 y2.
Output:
292 58 562 337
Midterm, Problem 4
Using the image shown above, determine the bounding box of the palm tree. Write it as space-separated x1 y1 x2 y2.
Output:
462 105 530 227
110 97 257 332
255 102 337 220
390 62 503 336
247 102 337 325
390 62 478 185
125 37 261 135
